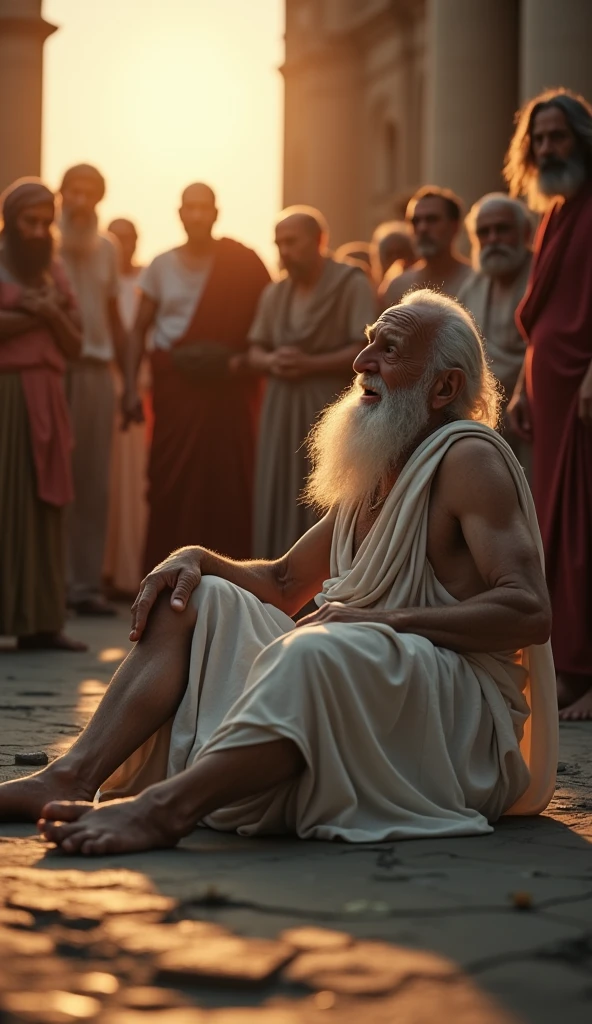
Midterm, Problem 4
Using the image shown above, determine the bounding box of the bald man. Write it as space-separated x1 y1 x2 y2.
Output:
249 207 376 558
459 194 533 468
126 184 270 569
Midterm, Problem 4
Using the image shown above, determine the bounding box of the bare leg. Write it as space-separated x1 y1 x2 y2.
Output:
0 593 197 821
39 739 305 855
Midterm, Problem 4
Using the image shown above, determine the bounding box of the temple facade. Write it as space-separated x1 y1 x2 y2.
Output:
282 0 592 245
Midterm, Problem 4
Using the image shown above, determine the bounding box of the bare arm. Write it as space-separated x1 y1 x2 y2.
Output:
299 441 551 653
507 356 532 441
108 296 129 375
130 511 336 641
125 293 156 386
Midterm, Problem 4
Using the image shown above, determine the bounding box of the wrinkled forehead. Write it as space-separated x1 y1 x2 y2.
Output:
476 201 519 230
369 305 436 353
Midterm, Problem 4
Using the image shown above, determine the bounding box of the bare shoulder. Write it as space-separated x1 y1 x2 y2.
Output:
437 437 520 516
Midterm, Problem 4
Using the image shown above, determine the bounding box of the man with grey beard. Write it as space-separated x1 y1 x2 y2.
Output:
0 292 557 857
459 194 532 469
382 187 471 308
505 89 592 720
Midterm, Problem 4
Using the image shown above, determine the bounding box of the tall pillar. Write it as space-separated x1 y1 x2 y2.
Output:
283 44 362 246
424 0 519 209
0 0 57 192
520 0 592 103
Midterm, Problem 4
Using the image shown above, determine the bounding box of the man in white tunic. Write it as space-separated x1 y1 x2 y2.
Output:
0 292 557 855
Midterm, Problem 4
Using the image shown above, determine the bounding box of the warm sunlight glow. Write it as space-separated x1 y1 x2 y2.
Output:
43 0 283 269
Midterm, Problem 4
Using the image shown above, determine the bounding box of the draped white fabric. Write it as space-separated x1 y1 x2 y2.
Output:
103 420 557 839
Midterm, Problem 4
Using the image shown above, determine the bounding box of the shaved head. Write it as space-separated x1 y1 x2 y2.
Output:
180 183 217 245
276 205 328 240
181 182 216 207
274 205 329 280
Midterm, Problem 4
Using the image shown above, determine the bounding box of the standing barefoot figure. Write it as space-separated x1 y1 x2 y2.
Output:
0 293 558 857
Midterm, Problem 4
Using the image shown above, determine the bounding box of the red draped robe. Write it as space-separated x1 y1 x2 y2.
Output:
144 238 270 572
516 182 592 677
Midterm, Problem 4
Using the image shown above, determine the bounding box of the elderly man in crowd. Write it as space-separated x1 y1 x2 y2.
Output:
0 179 85 651
0 292 557 857
381 187 472 308
250 206 376 558
506 88 592 721
127 184 270 570
59 164 128 617
459 193 532 470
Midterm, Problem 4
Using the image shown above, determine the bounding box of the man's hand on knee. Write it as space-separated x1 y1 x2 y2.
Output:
130 547 203 641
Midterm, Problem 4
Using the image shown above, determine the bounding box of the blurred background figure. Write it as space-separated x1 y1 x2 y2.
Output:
460 193 532 472
103 217 150 597
371 221 415 302
382 186 472 307
59 164 128 617
0 178 85 651
507 88 592 720
249 206 376 558
334 241 373 281
127 184 270 571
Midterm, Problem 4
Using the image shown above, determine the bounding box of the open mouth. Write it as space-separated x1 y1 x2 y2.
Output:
360 384 381 401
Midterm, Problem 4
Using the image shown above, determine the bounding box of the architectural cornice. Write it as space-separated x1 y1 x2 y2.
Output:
0 15 57 41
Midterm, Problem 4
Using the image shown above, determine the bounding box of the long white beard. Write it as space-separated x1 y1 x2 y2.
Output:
303 373 432 512
479 243 528 277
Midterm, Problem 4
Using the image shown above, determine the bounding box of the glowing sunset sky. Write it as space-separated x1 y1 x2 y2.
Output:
43 0 284 268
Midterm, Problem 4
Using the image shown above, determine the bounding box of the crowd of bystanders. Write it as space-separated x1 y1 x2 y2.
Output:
0 86 590 718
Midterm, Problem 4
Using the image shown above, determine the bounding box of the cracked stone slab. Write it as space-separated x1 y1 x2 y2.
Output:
156 934 295 986
1 613 591 1024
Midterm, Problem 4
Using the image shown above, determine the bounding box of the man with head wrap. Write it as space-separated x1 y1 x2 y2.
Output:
59 164 131 617
0 178 86 651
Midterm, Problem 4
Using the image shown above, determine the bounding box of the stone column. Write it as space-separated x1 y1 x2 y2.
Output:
520 0 592 103
0 0 57 192
282 42 363 247
424 0 519 209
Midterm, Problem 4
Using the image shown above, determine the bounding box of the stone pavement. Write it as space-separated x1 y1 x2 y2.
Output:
0 610 591 1023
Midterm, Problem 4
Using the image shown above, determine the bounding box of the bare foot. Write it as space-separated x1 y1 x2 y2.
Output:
559 685 592 721
0 762 95 822
17 632 88 653
556 672 592 710
38 791 184 856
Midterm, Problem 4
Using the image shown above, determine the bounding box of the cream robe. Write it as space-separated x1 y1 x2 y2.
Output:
102 420 557 840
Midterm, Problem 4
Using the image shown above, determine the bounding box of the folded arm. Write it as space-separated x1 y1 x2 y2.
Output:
130 512 335 641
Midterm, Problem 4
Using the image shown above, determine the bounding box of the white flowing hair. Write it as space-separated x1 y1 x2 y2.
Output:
395 289 502 428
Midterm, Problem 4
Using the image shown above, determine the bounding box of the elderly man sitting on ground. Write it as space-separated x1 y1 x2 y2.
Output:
0 291 557 856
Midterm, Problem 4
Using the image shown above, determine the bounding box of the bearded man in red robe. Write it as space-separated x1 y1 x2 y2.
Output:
507 89 592 720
